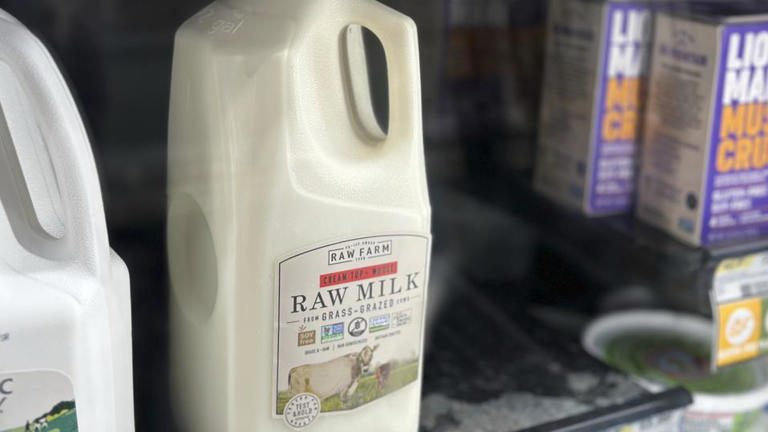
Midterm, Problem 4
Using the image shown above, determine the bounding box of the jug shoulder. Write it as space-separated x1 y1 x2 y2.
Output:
176 2 295 55
215 0 413 22
177 0 416 53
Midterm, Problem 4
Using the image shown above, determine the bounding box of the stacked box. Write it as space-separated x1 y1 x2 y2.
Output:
535 0 665 215
638 6 768 246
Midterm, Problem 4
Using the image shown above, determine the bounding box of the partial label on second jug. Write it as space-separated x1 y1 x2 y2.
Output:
0 370 79 432
273 234 430 426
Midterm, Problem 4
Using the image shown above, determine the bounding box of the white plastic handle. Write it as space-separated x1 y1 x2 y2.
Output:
0 11 109 277
344 0 422 148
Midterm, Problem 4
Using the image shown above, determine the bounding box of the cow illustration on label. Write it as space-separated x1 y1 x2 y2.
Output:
289 345 379 404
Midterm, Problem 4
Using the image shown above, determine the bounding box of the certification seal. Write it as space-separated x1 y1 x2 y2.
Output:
283 393 321 429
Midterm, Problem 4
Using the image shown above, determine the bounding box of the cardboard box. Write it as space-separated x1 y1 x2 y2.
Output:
638 5 768 246
535 0 663 215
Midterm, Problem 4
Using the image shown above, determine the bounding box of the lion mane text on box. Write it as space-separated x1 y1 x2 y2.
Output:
638 6 768 246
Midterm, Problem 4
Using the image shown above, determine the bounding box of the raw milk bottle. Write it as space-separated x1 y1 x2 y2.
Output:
0 9 135 432
167 0 432 431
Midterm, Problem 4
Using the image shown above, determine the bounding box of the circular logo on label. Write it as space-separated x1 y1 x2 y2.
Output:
349 317 368 337
726 307 756 346
284 393 321 430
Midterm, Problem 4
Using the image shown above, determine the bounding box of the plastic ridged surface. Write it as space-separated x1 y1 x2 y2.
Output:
0 8 134 432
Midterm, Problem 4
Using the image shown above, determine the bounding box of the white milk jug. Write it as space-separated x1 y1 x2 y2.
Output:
0 9 134 432
167 0 431 431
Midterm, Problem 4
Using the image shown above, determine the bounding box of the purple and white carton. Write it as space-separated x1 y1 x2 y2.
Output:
638 8 768 246
535 0 667 216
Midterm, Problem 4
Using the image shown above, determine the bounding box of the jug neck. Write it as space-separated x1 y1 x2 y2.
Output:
220 0 315 11
220 0 278 10
220 0 257 11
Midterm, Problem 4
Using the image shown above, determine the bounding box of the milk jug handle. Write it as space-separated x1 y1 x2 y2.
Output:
345 1 422 146
0 15 110 276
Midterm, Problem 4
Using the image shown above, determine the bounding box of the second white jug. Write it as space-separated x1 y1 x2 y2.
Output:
0 9 134 432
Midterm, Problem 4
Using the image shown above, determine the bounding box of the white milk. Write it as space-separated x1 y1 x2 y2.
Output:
0 9 134 432
167 1 432 431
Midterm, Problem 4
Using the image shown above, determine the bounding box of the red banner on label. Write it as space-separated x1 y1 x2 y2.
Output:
320 262 398 288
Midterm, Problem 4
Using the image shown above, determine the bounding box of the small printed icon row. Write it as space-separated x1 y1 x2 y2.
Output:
297 312 413 347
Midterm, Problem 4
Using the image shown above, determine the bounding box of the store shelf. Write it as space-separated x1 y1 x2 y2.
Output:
473 174 768 315
419 269 692 432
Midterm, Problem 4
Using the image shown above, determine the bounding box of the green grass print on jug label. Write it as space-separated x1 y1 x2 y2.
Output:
2 410 78 432
277 360 419 415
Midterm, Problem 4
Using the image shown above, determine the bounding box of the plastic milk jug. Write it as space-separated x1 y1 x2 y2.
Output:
0 9 134 432
167 0 431 430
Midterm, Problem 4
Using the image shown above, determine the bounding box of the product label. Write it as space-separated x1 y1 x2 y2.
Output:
636 13 716 245
712 252 768 368
716 298 761 366
684 410 759 432
589 3 652 213
703 23 768 245
273 234 430 428
534 0 602 211
603 410 683 432
0 370 79 432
